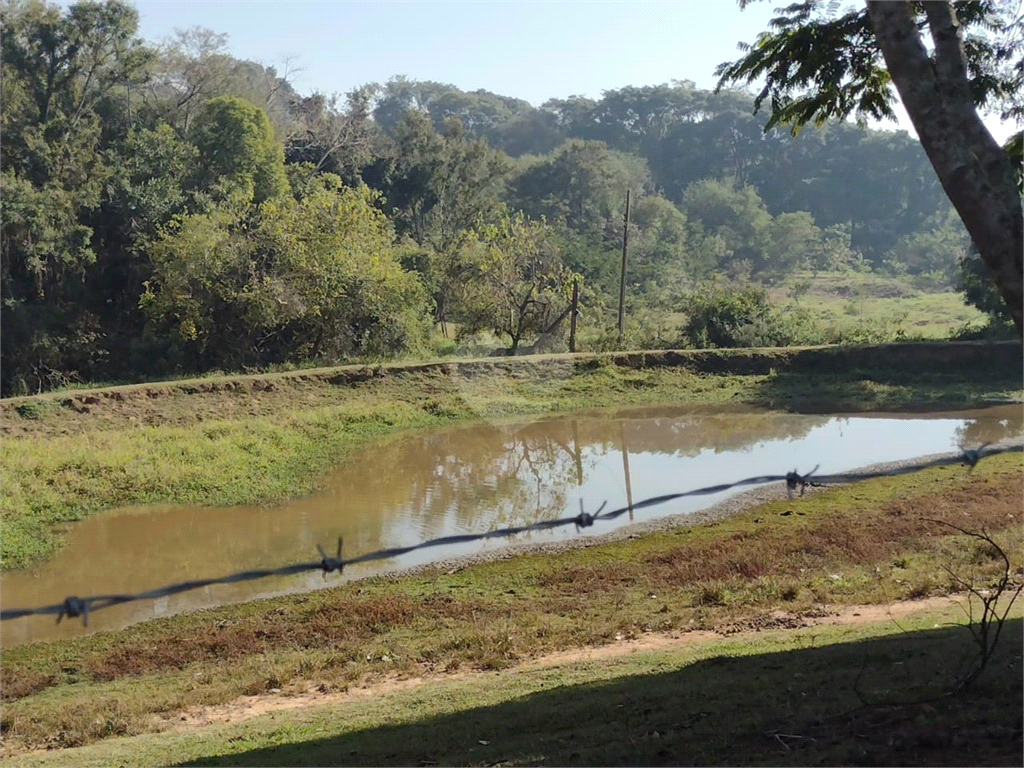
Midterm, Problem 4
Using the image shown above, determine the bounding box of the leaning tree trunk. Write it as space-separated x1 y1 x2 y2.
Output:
866 0 1023 336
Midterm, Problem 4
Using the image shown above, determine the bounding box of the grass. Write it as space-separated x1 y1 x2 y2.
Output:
768 272 987 339
1 452 1020 759
2 344 1021 572
4 610 1019 767
792 292 984 339
645 273 989 345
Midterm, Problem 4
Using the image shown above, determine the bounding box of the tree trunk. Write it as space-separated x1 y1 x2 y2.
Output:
866 0 1023 336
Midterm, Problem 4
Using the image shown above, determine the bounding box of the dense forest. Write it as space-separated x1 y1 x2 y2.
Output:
0 0 990 396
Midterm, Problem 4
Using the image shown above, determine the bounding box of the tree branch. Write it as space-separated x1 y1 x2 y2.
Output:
864 2 937 127
922 2 972 102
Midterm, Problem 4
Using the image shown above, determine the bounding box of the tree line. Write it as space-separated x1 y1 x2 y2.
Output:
0 0 1004 396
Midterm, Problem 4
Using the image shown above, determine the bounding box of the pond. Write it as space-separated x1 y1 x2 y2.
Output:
2 403 1020 646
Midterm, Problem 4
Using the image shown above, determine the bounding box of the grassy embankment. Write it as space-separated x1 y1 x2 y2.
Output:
1 451 1021 765
2 342 1021 572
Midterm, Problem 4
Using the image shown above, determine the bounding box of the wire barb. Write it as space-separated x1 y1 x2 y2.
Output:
574 498 595 532
317 538 345 579
2 442 1020 626
960 443 990 470
785 464 819 499
57 597 89 627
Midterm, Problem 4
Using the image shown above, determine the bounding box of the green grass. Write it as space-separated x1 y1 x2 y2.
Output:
2 454 1020 758
793 292 984 339
769 272 987 339
3 602 1020 767
644 273 987 345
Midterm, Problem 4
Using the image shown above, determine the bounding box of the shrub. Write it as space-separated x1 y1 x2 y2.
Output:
677 284 795 348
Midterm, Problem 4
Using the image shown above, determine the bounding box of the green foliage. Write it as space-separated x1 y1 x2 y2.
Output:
189 96 290 205
628 195 694 287
714 4 895 134
14 402 47 420
367 109 512 252
955 247 1013 325
0 0 149 395
883 212 970 280
1005 131 1023 193
454 213 579 353
808 223 857 274
671 279 914 350
679 283 790 349
141 26 298 136
0 3 1008 395
714 1 1022 331
765 211 820 274
142 176 429 371
509 139 651 232
682 178 772 274
714 1 1022 134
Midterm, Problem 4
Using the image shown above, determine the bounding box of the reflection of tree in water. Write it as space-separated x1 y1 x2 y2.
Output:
954 406 1024 449
325 408 831 549
566 410 827 459
332 423 592 541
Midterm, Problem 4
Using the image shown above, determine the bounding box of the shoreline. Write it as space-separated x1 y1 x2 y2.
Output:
369 442 1023 585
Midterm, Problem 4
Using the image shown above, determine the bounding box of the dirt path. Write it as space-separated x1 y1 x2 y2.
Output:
153 594 960 736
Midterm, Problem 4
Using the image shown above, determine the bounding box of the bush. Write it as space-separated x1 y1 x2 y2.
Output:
949 319 1018 341
678 284 796 348
675 283 913 349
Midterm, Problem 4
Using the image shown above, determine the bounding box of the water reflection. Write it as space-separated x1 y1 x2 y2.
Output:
2 403 1020 646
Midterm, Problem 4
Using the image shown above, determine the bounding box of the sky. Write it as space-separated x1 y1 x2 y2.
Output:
125 0 1017 143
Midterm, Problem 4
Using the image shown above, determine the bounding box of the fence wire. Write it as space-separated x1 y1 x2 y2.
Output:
2 442 1020 627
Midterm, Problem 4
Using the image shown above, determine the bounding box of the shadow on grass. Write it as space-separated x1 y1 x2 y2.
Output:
180 619 1022 768
749 369 1024 414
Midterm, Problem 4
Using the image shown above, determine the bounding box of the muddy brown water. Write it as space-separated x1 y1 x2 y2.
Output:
2 403 1021 647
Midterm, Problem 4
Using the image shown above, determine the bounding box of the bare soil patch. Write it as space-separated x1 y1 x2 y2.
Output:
152 595 960 738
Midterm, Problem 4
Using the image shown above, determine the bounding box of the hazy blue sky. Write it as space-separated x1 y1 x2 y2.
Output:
126 0 1015 142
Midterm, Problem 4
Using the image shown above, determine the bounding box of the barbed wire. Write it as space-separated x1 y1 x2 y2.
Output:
2 442 1020 627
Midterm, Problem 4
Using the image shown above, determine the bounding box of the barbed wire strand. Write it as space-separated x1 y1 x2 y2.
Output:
2 443 1020 626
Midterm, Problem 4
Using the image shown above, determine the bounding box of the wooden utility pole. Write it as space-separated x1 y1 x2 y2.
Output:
568 277 580 353
617 189 630 343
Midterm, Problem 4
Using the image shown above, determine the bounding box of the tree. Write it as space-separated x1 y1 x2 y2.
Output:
509 139 652 232
716 0 1023 334
367 110 511 252
83 124 200 379
682 177 773 274
142 26 298 137
141 176 429 371
0 0 151 394
765 210 821 275
189 95 290 205
284 87 379 186
808 223 856 274
957 246 1014 326
627 195 693 288
455 214 578 354
884 211 971 277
